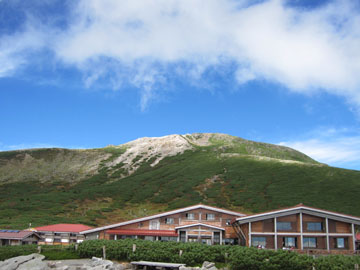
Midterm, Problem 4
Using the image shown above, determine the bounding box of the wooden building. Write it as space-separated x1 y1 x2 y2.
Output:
232 204 360 254
35 224 93 245
81 204 245 245
0 230 40 246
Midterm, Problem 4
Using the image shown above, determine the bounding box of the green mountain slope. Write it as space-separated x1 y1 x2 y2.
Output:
0 133 359 229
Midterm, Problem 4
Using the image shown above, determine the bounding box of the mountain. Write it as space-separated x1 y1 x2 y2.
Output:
0 133 359 229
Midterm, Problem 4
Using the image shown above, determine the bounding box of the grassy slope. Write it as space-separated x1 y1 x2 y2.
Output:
0 141 359 229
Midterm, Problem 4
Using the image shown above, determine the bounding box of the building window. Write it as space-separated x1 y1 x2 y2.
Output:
150 220 160 230
213 232 220 245
223 238 238 245
306 222 323 231
160 236 177 242
165 218 174 224
251 237 266 248
120 235 136 239
283 237 297 248
206 214 215 221
226 219 232 226
186 213 195 220
138 222 143 228
335 238 345 249
303 237 317 248
277 222 292 231
179 231 186 242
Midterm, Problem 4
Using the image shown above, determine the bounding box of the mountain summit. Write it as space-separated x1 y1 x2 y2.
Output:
0 133 359 229
0 133 318 185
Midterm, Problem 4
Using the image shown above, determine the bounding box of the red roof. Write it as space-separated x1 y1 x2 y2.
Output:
35 224 93 233
0 230 38 240
356 233 360 241
106 229 178 237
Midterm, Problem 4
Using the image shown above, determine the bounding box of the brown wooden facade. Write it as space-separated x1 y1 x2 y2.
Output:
81 204 245 245
233 204 360 254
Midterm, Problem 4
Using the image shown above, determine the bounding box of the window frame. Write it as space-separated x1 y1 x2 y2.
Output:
165 217 174 224
186 213 195 220
335 237 345 249
251 236 266 248
303 237 317 248
283 237 297 248
277 221 292 231
306 222 323 231
206 213 215 221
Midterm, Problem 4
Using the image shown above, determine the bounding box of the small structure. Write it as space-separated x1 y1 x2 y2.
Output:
35 224 93 245
131 261 186 270
0 230 40 246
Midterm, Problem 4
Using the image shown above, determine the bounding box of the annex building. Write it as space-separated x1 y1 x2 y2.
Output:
0 230 40 246
35 224 93 245
81 204 245 245
232 204 360 254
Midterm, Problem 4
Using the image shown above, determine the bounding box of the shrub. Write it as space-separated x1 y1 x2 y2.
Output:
0 245 37 261
315 255 360 270
0 244 80 261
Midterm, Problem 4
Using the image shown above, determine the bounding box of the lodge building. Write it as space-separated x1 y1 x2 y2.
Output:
232 204 360 254
81 203 360 254
81 204 245 245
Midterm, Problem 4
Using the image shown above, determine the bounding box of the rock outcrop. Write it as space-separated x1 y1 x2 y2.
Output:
0 254 47 270
0 255 129 270
179 261 219 270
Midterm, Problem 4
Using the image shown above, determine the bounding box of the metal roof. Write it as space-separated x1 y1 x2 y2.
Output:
0 230 39 240
35 224 93 233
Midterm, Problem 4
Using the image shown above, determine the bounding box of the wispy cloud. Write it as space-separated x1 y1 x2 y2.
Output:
2 0 360 109
279 128 360 170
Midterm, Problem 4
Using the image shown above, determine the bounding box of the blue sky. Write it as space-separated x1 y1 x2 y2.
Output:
1 0 360 170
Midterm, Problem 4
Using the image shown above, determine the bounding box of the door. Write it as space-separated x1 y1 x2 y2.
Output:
180 231 186 242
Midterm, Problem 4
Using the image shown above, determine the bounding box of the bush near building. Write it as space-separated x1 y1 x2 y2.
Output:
1 239 360 270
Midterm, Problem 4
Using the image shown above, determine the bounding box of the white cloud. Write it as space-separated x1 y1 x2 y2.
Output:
279 128 360 169
0 18 49 77
2 0 360 108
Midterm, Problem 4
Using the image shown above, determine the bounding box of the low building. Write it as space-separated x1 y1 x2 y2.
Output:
232 204 360 254
35 224 93 245
0 230 40 246
81 204 246 245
